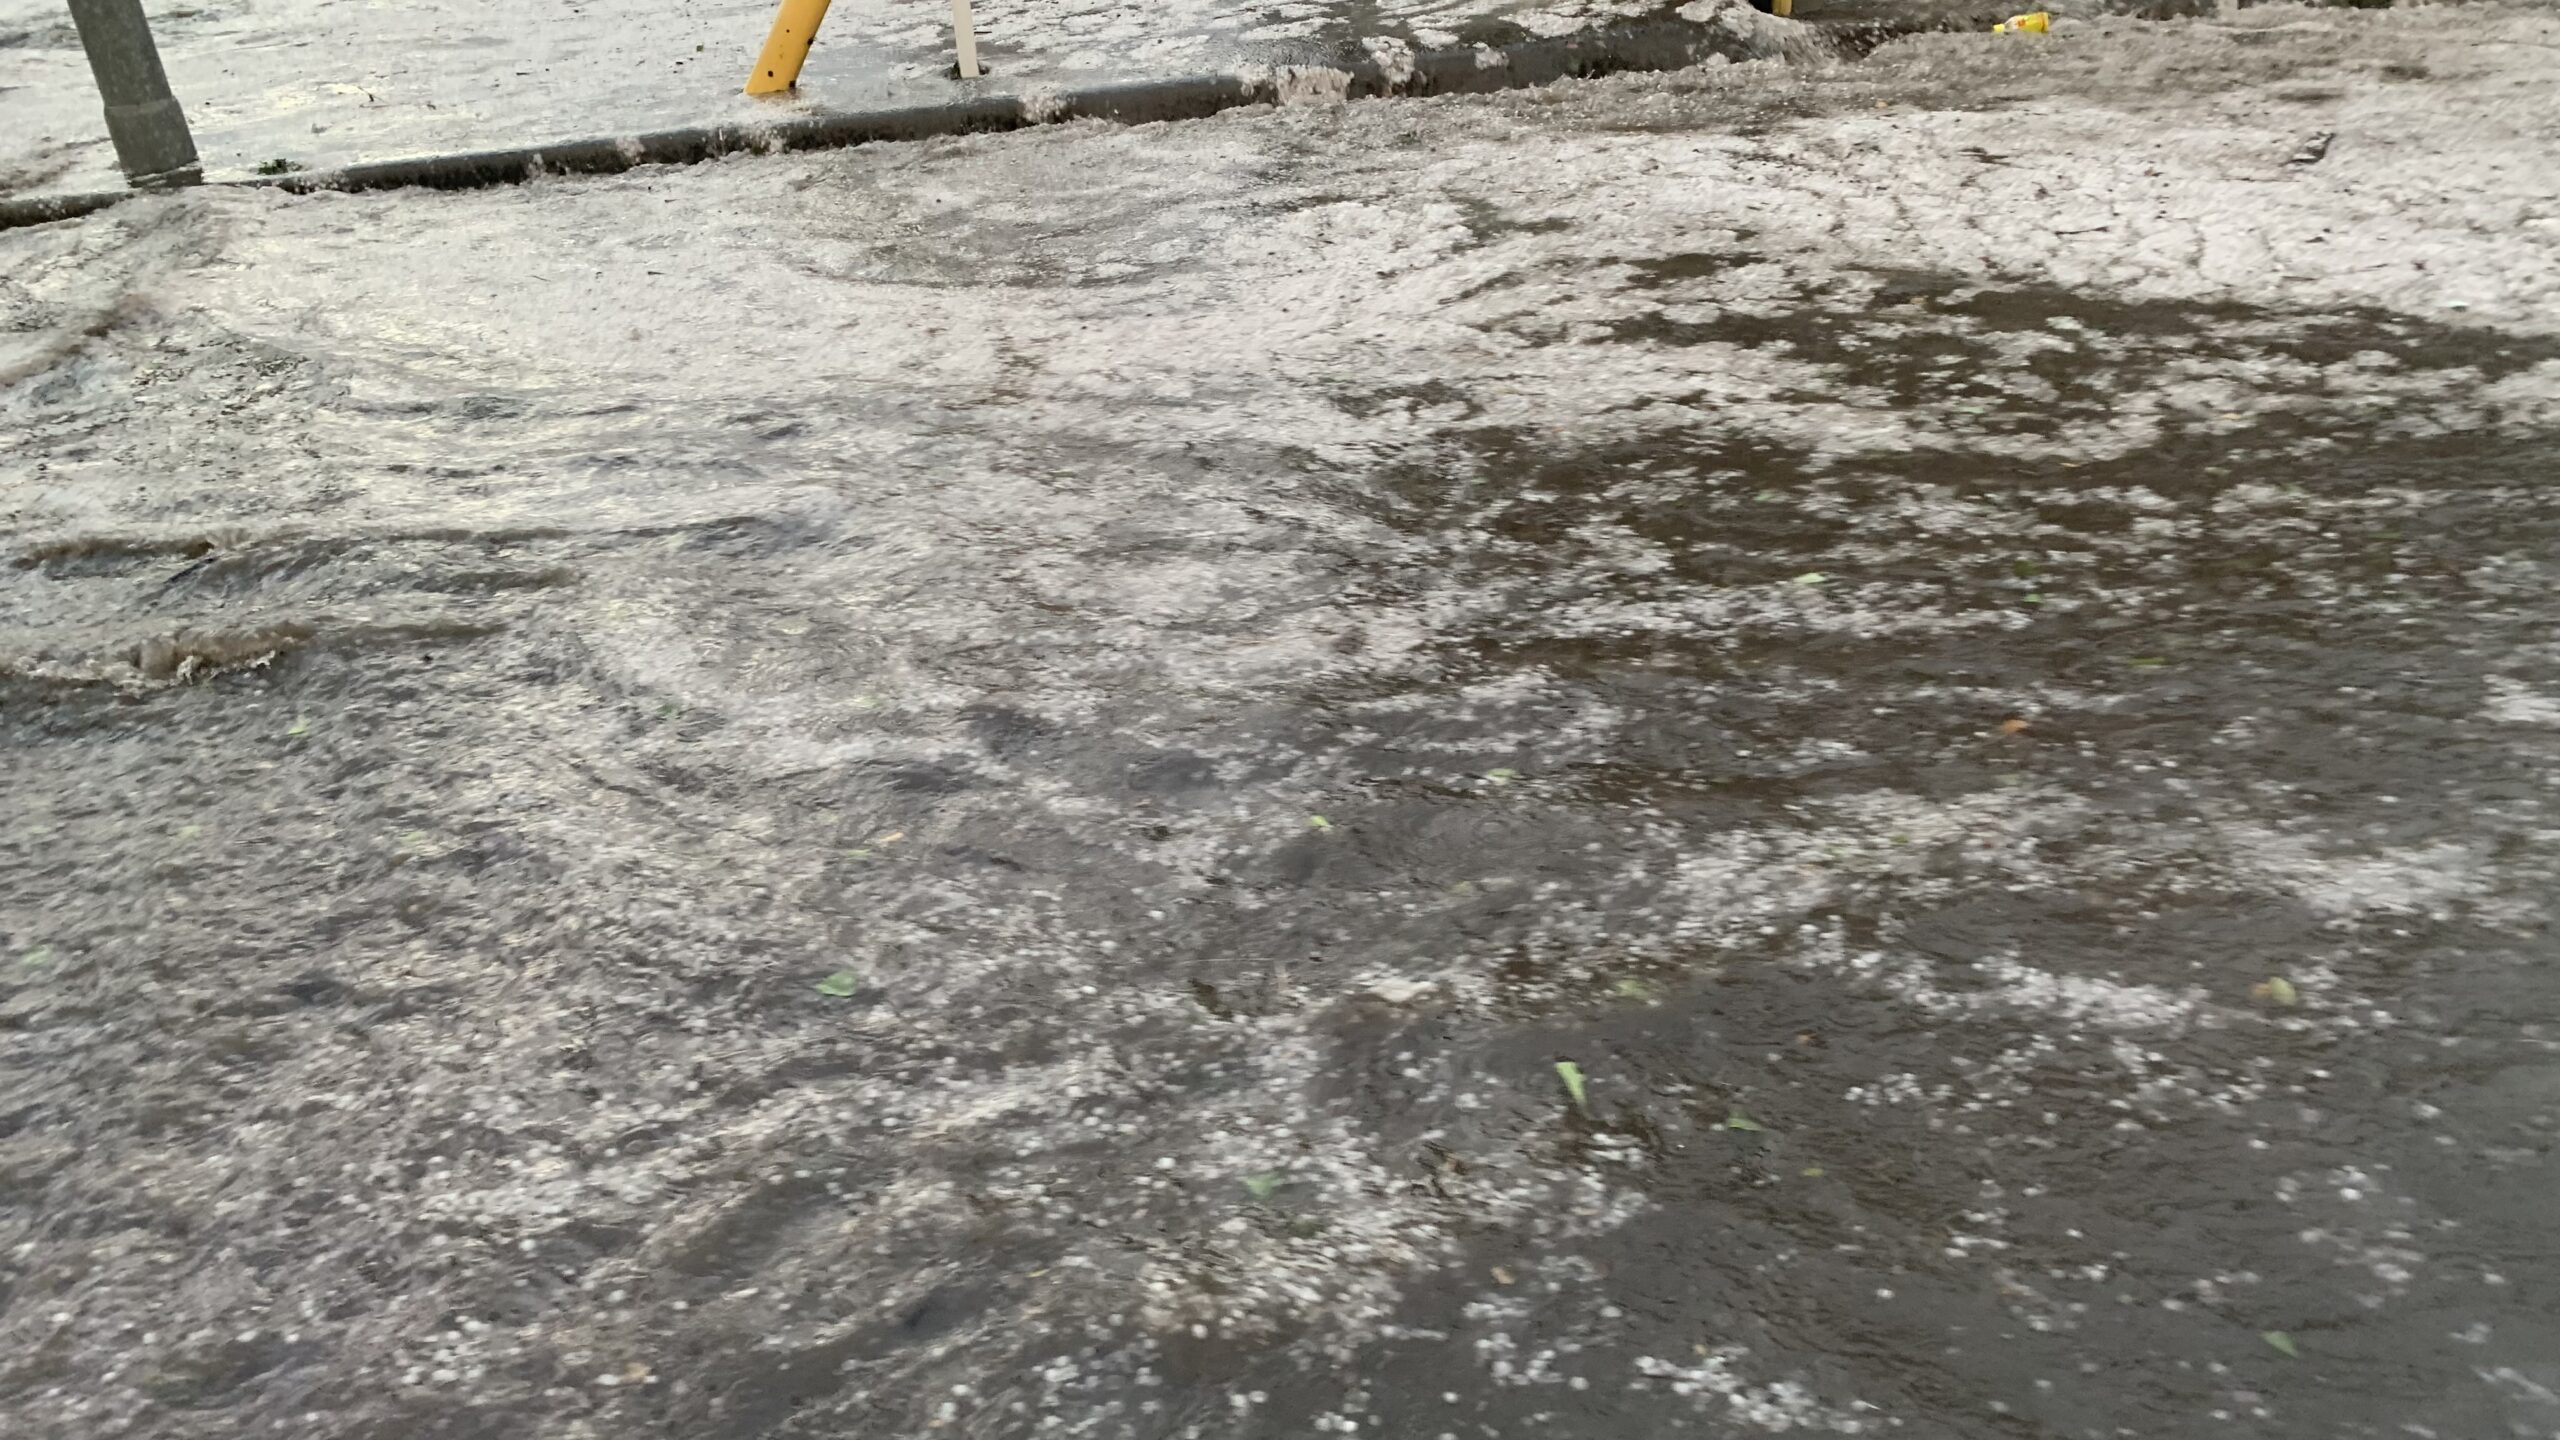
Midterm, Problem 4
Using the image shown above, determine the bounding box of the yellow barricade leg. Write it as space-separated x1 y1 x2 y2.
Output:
746 0 834 95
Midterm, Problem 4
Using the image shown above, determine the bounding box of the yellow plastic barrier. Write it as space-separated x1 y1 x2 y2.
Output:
746 0 833 94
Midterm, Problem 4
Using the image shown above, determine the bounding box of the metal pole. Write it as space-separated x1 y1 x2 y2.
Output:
949 0 980 78
63 0 200 187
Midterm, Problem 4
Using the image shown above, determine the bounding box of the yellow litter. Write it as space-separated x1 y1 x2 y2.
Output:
1992 11 2051 33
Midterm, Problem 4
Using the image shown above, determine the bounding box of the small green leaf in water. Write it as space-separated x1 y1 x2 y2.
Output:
2022 592 2045 606
1611 976 1655 1002
843 848 874 861
2254 976 2300 1008
1486 768 1518 786
2261 1330 2299 1359
1801 1166 1825 1177
1243 1172 1282 1201
1792 572 1829 587
2012 559 2040 578
21 945 55 969
1307 815 1334 831
176 823 203 840
2128 656 2169 669
286 717 311 737
814 969 859 998
1724 1111 1767 1133
1555 1060 1589 1114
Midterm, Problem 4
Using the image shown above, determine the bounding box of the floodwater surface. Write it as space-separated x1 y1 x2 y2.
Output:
5 9 2560 1439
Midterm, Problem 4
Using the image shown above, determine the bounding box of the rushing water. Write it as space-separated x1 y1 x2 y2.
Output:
6 18 2560 1439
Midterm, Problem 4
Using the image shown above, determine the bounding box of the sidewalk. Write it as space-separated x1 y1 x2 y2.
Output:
0 0 2012 197
0 0 1607 194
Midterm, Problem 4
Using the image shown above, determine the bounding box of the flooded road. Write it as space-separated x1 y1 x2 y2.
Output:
6 7 2560 1438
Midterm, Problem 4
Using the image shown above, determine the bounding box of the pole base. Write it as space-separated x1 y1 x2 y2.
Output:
103 95 201 186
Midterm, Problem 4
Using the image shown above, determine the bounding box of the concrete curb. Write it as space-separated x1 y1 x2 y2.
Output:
0 10 1969 232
